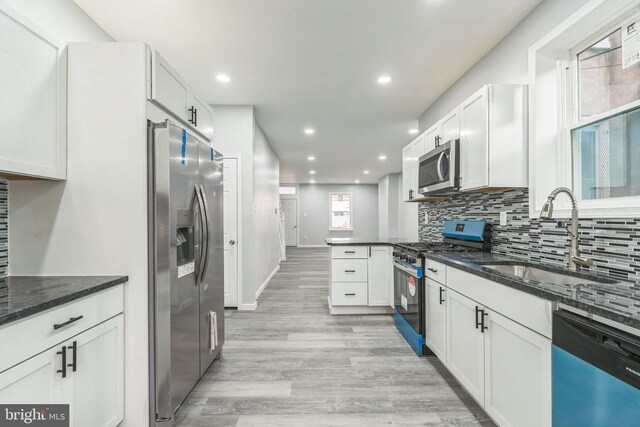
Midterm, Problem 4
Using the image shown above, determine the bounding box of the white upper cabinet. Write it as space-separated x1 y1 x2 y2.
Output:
460 84 528 191
424 124 441 156
0 3 66 180
402 142 416 201
150 49 213 140
151 50 191 123
441 107 460 145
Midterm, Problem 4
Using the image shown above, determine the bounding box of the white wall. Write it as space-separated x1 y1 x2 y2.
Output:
211 105 280 308
378 173 401 239
418 0 590 131
253 123 281 297
298 184 378 246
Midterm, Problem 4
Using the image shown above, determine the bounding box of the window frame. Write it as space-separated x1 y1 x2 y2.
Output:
528 0 640 218
329 192 354 231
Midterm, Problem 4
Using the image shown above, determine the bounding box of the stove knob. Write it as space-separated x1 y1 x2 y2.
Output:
409 257 416 264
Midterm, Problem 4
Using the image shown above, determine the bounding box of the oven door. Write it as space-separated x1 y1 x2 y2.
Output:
418 139 460 195
393 261 424 335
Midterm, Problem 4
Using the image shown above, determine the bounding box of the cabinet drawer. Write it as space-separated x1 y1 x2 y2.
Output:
331 246 367 259
332 259 368 282
0 285 124 373
425 260 446 284
332 282 368 306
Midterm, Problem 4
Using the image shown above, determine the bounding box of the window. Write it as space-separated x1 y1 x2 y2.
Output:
570 13 640 203
330 193 352 230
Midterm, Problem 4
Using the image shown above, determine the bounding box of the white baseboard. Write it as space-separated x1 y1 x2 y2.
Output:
238 302 257 311
297 244 328 248
256 264 280 299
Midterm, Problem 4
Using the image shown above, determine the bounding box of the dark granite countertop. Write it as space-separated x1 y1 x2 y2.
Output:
0 276 128 327
423 252 640 330
324 237 407 246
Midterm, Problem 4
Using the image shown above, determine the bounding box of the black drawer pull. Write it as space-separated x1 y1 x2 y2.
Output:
54 315 84 330
439 287 445 305
345 293 356 296
344 270 356 273
344 251 356 254
57 346 67 378
475 306 481 329
68 341 78 372
480 310 488 333
427 268 438 273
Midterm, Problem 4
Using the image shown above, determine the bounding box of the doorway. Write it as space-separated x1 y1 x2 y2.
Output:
223 157 239 307
281 198 298 247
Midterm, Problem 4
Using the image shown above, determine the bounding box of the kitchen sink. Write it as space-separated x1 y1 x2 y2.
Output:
482 263 611 286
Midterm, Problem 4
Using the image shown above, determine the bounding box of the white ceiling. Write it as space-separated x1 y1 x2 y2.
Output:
73 0 542 184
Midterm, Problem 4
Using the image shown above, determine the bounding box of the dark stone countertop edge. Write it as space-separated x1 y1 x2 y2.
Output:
324 238 405 246
0 276 128 327
423 253 640 330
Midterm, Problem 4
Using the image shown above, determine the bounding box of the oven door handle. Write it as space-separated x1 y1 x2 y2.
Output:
393 261 420 278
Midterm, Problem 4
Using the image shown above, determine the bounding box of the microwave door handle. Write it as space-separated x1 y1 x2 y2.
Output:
436 151 446 181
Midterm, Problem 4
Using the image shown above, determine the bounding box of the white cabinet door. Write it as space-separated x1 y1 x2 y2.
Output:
446 289 485 405
64 315 124 427
190 93 214 140
0 346 64 404
441 108 460 143
424 125 441 155
460 86 489 191
411 134 426 160
484 309 551 427
401 143 415 201
0 4 66 179
151 50 190 122
424 279 447 362
368 246 391 306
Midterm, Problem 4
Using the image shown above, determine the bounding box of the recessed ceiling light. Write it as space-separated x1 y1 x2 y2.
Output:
309 170 316 175
304 128 315 135
216 74 231 83
409 129 419 134
309 179 315 184
355 179 360 184
377 76 391 84
378 155 387 160
307 156 315 161
363 170 370 175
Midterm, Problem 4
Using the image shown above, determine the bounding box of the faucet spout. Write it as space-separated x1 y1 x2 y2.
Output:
539 187 592 271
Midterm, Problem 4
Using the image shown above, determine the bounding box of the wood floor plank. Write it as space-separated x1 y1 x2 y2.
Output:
174 247 494 427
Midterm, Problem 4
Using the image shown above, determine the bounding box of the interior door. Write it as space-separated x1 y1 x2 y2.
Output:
223 157 239 308
198 141 224 373
282 199 298 247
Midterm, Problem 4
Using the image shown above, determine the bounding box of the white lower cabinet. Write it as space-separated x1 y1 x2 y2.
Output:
442 280 551 427
484 310 551 427
424 278 447 361
446 289 485 405
0 314 124 427
368 246 392 306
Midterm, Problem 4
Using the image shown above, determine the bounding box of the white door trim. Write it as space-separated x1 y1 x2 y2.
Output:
222 153 241 308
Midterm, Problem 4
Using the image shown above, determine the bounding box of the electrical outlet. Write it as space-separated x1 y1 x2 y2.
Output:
424 212 429 224
500 211 508 226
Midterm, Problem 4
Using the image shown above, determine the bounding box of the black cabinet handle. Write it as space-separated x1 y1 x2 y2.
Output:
439 287 445 305
57 346 67 378
369 247 371 257
409 189 414 200
475 306 481 329
427 268 438 273
194 108 198 127
480 310 488 333
68 341 77 372
345 293 356 296
344 251 356 254
344 270 356 273
53 315 83 330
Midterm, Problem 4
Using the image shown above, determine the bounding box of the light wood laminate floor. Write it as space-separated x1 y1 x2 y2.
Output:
175 247 495 426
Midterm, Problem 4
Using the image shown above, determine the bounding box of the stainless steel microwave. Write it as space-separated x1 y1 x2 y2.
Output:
418 139 460 195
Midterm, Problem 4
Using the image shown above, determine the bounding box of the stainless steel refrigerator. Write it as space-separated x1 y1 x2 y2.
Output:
148 120 224 426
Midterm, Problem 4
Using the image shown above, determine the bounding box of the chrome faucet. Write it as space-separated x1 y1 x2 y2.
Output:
540 187 593 271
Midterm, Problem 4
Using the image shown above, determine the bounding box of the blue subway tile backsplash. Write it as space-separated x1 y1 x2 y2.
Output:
0 180 7 277
418 188 640 283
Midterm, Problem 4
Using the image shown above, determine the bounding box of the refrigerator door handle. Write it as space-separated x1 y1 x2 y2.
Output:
194 186 207 285
198 184 212 283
